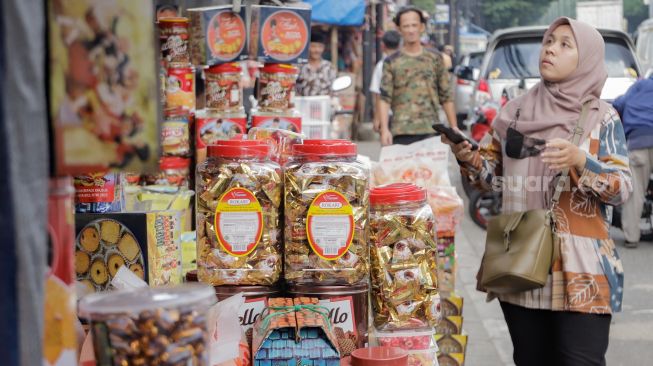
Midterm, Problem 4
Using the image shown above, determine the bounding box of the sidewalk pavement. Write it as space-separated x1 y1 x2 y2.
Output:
357 139 653 366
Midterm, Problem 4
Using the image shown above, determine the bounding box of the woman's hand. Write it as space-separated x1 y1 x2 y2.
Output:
542 138 586 172
441 135 475 163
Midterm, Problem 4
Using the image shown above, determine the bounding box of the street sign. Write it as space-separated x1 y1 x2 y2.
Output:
434 4 450 25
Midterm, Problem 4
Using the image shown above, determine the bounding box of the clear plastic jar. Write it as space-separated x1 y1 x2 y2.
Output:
369 184 440 330
204 63 244 114
78 284 215 366
284 140 369 285
257 63 298 113
196 140 282 285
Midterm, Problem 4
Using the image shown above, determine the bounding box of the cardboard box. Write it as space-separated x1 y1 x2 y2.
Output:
441 294 464 317
48 0 159 174
195 110 248 164
435 334 468 355
75 212 182 291
435 316 464 336
437 353 465 366
250 5 311 64
188 6 248 66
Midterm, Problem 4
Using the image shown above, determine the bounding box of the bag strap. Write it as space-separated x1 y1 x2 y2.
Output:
550 101 592 206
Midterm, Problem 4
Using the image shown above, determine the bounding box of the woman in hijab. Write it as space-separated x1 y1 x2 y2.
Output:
442 17 631 366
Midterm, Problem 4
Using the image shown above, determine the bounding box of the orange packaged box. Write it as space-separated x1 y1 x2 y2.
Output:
249 5 311 64
188 5 249 66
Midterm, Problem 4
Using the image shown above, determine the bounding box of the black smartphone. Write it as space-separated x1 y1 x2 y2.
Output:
433 124 479 151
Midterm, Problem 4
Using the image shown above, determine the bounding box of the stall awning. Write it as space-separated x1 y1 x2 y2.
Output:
303 0 365 26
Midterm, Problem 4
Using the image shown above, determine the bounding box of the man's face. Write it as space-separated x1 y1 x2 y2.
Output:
309 42 325 61
398 11 424 45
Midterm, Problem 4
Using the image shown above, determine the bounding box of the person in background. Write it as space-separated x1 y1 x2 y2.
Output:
613 72 653 248
156 5 178 21
369 30 401 132
444 44 456 68
379 6 457 146
296 32 337 96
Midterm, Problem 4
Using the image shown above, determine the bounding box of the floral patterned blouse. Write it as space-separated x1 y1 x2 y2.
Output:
461 107 631 314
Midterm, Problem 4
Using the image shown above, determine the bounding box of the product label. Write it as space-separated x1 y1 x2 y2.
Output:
74 173 116 203
215 188 263 256
239 297 268 331
306 190 354 260
318 296 356 334
167 68 194 94
161 34 189 64
207 10 247 61
206 78 241 110
260 10 309 61
161 120 190 156
251 115 301 133
196 116 247 147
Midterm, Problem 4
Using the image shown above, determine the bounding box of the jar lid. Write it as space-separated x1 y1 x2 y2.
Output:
288 283 369 295
260 63 298 74
206 62 242 74
160 157 190 170
158 17 189 25
351 347 408 366
293 140 357 157
207 141 270 158
370 184 426 205
78 284 215 317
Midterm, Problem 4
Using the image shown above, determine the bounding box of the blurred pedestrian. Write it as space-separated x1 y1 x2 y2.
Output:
370 30 401 132
378 6 457 146
613 72 653 248
296 32 337 96
442 17 630 366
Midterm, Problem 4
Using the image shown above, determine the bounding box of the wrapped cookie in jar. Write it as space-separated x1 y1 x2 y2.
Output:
369 183 440 330
257 63 298 113
284 140 369 285
79 284 215 366
204 63 244 114
196 140 282 286
247 126 304 166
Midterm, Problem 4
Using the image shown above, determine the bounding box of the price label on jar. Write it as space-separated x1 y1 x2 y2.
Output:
214 188 263 256
306 190 354 260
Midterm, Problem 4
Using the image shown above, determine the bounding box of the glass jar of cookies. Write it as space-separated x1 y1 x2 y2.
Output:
284 140 369 285
369 183 440 330
196 140 282 285
79 284 214 366
204 63 244 114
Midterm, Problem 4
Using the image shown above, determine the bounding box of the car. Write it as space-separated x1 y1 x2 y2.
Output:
452 51 485 125
635 18 653 77
465 26 641 127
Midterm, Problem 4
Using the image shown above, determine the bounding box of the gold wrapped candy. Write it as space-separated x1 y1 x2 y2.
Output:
369 184 440 330
284 141 369 285
196 142 282 285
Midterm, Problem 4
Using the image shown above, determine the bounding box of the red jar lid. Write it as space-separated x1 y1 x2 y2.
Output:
370 184 426 205
260 63 298 74
302 139 351 145
351 347 408 366
293 141 357 157
160 157 191 170
207 141 270 158
206 63 242 74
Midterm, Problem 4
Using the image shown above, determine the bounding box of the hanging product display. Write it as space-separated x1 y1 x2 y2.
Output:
284 140 369 285
249 5 311 64
188 5 249 66
369 183 440 330
79 284 215 366
196 140 282 286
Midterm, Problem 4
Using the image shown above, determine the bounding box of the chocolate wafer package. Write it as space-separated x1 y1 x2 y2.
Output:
75 212 183 292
